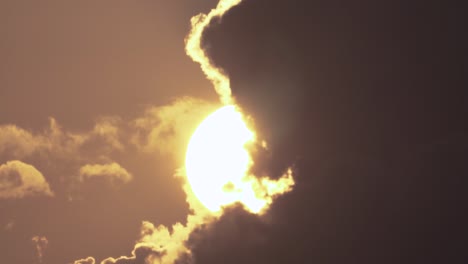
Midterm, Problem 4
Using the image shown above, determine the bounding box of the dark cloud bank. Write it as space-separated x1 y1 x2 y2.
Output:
176 1 467 263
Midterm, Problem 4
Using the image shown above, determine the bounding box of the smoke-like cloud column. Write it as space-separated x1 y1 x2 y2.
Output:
32 236 49 264
185 0 243 105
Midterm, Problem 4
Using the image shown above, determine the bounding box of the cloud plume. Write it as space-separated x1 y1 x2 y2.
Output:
185 0 243 104
32 236 49 264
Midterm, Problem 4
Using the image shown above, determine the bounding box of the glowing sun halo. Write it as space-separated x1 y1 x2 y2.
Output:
185 105 254 212
185 105 295 214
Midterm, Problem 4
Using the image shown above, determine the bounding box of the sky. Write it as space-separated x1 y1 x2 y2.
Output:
1 0 467 264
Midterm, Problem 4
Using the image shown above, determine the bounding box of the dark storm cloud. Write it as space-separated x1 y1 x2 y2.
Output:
180 0 467 263
177 206 270 264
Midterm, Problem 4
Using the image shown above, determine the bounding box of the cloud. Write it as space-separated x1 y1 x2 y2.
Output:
184 0 243 105
0 160 53 199
91 117 124 149
0 97 215 201
4 220 15 231
131 97 217 160
0 97 215 164
79 162 133 186
73 257 96 264
181 0 468 263
77 197 213 264
32 235 49 264
82 117 125 155
0 96 219 263
69 0 303 262
2 0 465 263
101 244 164 264
178 206 270 264
73 223 192 264
0 117 124 162
0 125 38 158
72 167 215 264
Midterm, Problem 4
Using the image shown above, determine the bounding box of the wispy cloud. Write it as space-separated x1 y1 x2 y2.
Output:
79 162 133 187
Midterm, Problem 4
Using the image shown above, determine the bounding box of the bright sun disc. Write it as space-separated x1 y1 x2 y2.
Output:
185 105 295 214
185 105 255 212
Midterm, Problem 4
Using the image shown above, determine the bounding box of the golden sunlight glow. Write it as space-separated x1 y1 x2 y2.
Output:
185 106 295 214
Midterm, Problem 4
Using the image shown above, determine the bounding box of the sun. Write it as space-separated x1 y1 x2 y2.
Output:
185 105 254 212
185 105 295 214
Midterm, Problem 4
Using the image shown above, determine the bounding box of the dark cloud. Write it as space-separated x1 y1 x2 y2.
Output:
178 206 270 264
181 0 467 263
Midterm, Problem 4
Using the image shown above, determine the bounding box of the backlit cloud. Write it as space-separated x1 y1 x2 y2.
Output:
79 162 133 186
0 160 53 199
0 117 121 162
73 257 96 264
131 97 217 160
